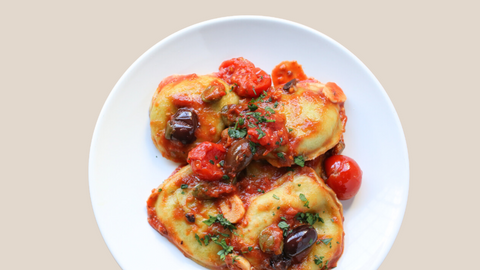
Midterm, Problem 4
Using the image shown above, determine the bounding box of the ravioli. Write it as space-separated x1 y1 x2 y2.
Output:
147 165 227 269
264 80 347 167
147 163 344 270
150 74 240 162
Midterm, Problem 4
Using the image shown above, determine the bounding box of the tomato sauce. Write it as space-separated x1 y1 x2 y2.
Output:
236 163 288 210
146 189 167 235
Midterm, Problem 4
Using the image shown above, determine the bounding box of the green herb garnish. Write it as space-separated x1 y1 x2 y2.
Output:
294 155 305 167
299 193 310 208
228 128 247 139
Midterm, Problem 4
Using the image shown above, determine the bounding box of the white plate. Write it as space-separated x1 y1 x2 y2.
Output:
89 16 409 270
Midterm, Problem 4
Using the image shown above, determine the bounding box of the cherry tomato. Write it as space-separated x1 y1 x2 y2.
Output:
218 57 272 98
324 155 362 200
187 142 226 181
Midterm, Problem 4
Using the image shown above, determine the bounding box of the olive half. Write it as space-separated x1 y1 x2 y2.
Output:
224 138 254 176
283 225 318 263
165 107 198 144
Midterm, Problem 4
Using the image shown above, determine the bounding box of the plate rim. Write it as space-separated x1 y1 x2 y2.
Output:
89 15 410 270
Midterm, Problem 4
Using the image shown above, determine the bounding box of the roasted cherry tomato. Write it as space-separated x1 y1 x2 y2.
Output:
324 155 362 200
218 57 271 98
187 142 226 181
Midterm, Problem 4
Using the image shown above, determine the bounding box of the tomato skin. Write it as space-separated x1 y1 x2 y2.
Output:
324 155 362 200
187 142 226 181
218 57 272 98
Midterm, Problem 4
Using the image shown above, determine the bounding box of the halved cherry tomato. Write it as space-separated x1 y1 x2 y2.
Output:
218 57 272 98
324 155 362 200
187 142 226 181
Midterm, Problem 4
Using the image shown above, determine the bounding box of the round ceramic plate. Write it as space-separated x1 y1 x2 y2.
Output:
89 16 409 270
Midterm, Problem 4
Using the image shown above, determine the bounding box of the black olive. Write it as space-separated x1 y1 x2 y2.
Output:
283 78 298 91
224 139 254 175
283 225 318 264
270 255 292 270
165 108 198 144
185 213 195 223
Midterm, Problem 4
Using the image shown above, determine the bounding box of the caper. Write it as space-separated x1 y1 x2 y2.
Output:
259 226 284 255
220 105 235 126
192 183 213 200
201 84 226 103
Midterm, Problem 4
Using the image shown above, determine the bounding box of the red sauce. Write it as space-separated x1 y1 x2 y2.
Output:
271 61 308 88
236 163 288 210
146 189 167 235
217 57 271 98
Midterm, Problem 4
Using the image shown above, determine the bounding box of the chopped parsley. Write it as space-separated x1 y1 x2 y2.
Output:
195 234 202 245
299 193 310 208
237 117 244 125
222 175 229 180
248 103 258 111
274 101 279 108
288 128 294 132
257 189 265 193
204 235 210 246
265 106 275 114
314 255 324 266
158 188 162 192
228 127 247 139
296 212 324 225
256 128 266 139
321 238 333 245
202 214 237 231
294 155 305 167
278 221 290 236
273 194 280 200
209 160 214 164
180 184 188 189
249 141 258 154
219 160 225 167
210 236 234 261
277 153 285 159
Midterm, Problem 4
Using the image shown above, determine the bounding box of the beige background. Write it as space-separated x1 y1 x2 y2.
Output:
1 0 478 269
